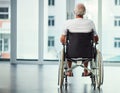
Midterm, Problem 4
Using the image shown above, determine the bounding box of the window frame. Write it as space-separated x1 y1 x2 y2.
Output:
115 0 120 5
48 0 55 6
48 36 55 47
0 7 9 19
114 38 120 48
114 16 120 26
48 16 55 26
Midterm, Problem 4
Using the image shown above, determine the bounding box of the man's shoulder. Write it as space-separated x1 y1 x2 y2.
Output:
66 19 73 22
83 18 93 22
64 19 73 24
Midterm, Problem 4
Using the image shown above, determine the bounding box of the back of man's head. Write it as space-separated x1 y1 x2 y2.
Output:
74 3 86 16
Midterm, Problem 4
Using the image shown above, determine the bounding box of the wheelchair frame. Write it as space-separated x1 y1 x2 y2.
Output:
58 31 104 89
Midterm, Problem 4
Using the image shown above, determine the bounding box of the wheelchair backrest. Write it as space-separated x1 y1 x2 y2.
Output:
66 29 94 58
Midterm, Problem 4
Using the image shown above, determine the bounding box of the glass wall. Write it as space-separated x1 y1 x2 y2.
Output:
102 0 120 62
75 0 98 32
43 0 66 60
45 0 120 62
17 0 38 60
1 0 120 62
0 0 10 60
43 0 98 61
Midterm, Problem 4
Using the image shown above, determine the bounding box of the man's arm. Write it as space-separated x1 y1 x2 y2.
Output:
60 35 66 44
94 35 99 43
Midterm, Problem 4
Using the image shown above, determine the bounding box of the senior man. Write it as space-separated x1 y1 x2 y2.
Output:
60 3 99 76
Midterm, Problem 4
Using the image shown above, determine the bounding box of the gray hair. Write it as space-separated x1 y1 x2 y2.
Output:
74 3 86 16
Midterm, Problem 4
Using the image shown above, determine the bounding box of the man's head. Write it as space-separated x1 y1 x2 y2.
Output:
74 3 86 17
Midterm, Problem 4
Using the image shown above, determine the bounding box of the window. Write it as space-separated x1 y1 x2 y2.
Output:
115 0 117 5
114 38 120 48
48 36 54 47
0 40 2 51
4 38 8 51
114 20 117 26
17 0 38 59
0 7 9 19
114 41 117 47
119 20 120 26
0 39 8 52
114 20 120 26
114 16 120 26
0 6 10 59
48 0 55 6
0 14 8 19
115 0 120 5
0 8 8 12
48 16 55 26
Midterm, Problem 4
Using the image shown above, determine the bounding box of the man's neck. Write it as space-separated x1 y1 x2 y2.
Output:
76 15 83 18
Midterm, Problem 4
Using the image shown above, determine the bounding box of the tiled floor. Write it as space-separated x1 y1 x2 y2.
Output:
0 62 120 93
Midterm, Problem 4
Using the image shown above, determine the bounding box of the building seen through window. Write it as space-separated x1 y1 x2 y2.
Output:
1 0 120 62
48 0 55 6
48 16 55 26
0 5 10 59
115 0 120 5
4 38 8 51
114 16 120 26
0 7 9 19
0 7 8 12
114 38 120 48
0 39 2 51
48 36 54 47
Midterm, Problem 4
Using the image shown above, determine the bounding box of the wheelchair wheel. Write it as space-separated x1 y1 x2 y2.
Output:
58 49 65 88
91 74 96 89
95 50 104 88
90 60 96 89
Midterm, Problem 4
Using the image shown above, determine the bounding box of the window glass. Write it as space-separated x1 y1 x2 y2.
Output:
0 14 8 19
114 20 117 26
114 16 120 26
44 0 66 60
75 0 98 31
115 0 120 5
0 7 8 12
48 0 55 6
0 39 2 51
102 0 120 61
4 38 8 51
48 36 54 47
114 38 120 48
115 0 117 5
17 0 38 60
0 5 10 59
9 0 120 62
0 7 9 19
48 16 55 26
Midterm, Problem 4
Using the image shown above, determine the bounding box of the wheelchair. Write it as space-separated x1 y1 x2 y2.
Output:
58 30 104 89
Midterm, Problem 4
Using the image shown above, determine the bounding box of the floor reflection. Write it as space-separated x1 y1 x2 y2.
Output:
58 84 103 93
1 63 120 93
58 88 67 93
90 87 103 93
10 64 17 93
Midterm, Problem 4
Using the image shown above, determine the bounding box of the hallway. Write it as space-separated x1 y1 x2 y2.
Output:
0 62 119 93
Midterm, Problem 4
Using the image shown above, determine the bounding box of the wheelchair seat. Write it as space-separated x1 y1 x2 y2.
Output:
66 29 94 59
